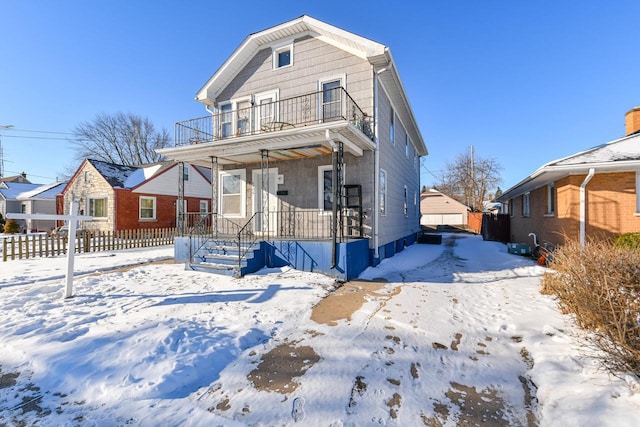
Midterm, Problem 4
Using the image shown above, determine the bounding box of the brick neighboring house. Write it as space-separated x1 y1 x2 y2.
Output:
497 107 640 248
58 159 212 232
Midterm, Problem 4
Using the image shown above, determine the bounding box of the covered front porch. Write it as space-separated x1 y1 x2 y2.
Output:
158 87 376 279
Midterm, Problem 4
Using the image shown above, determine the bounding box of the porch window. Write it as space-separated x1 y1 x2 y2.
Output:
322 80 342 121
380 169 387 215
220 169 245 217
319 165 334 211
547 183 555 215
139 196 156 220
220 103 233 138
522 192 530 217
89 197 107 218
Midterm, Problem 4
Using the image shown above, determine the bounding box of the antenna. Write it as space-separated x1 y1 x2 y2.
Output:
0 125 14 178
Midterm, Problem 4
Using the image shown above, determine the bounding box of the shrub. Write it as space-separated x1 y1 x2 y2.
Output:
541 238 640 378
0 212 5 228
613 232 640 251
3 218 20 234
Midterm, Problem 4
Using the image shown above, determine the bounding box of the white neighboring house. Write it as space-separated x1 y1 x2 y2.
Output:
420 189 470 227
0 181 67 232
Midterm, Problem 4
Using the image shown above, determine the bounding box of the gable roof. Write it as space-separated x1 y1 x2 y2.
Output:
88 159 140 188
16 181 67 200
497 132 640 201
0 182 42 200
195 15 426 156
420 189 470 212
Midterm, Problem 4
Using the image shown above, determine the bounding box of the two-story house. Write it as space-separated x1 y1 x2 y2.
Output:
158 15 428 279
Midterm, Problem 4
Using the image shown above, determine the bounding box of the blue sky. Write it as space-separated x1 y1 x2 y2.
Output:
1 1 640 193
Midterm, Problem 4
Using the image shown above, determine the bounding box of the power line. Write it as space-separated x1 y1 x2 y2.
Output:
1 135 82 141
5 128 76 136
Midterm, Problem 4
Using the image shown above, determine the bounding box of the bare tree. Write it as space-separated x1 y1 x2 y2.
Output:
435 147 502 212
72 112 171 166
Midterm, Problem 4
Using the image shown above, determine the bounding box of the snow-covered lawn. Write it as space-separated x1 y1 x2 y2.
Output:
0 234 638 426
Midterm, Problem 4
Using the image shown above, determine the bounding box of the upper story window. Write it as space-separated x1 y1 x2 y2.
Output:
389 108 395 144
219 103 233 138
547 183 555 215
405 134 410 158
522 192 530 217
272 42 293 69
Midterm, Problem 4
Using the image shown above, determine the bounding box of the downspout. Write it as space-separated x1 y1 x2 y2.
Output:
580 168 595 247
326 130 338 269
373 67 387 261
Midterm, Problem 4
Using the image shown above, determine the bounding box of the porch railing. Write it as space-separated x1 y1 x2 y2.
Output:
175 87 373 146
180 209 364 242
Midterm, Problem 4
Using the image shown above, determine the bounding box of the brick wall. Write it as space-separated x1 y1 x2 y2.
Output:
509 172 640 247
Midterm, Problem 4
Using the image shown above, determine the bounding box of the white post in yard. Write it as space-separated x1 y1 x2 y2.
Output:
7 198 93 299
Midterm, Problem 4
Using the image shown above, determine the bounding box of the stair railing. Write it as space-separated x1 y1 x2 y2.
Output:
237 212 260 270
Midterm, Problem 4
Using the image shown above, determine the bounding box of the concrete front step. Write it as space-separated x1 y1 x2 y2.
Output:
189 261 241 277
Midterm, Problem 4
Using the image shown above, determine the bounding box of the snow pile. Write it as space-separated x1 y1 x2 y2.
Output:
0 235 638 426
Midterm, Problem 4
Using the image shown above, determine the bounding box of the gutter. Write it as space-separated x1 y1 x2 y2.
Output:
580 168 595 247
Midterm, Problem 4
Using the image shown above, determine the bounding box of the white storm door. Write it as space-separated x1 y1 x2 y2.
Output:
252 169 278 235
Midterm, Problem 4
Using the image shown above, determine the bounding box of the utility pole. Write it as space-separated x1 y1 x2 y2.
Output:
0 125 14 178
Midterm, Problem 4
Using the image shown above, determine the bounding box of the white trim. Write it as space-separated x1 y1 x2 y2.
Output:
636 171 640 214
380 169 387 216
254 90 280 132
546 182 555 215
272 41 294 69
139 196 157 220
317 164 346 211
219 169 246 218
318 74 347 123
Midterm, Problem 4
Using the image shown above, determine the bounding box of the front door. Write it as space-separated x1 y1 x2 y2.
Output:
252 169 278 235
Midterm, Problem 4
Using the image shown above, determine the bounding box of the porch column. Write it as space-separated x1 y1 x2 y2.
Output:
261 150 270 238
331 141 344 268
211 156 218 238
177 161 185 236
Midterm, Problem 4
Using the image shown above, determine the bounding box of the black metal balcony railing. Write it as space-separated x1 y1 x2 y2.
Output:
175 87 373 146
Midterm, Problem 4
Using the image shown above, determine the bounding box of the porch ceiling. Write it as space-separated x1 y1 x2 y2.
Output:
158 121 375 167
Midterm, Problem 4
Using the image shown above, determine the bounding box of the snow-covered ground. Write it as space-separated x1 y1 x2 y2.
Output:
0 234 638 426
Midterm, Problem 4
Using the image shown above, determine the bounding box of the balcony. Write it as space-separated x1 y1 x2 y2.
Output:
175 87 373 147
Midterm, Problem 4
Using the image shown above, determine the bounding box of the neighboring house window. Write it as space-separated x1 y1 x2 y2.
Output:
89 197 107 218
380 169 387 215
183 165 189 181
273 43 293 69
220 103 233 138
199 200 208 213
21 203 26 213
547 183 555 215
219 169 245 217
139 196 156 220
636 171 640 213
84 171 90 183
403 186 408 216
522 193 530 217
389 108 395 144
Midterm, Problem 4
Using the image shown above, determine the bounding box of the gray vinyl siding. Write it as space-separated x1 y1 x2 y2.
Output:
221 151 375 236
377 85 421 246
217 36 373 115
